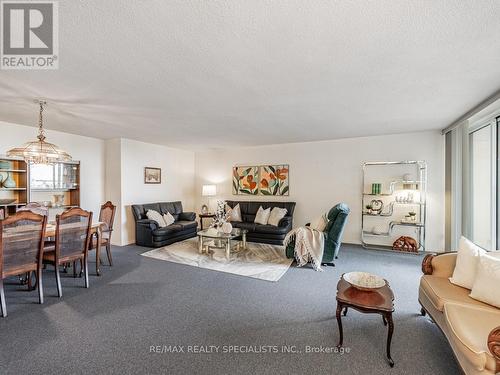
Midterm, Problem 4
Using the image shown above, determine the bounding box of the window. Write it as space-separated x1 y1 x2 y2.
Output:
469 124 494 250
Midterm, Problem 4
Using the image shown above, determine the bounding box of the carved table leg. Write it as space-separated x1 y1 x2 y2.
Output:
336 303 344 347
385 312 395 367
95 229 102 276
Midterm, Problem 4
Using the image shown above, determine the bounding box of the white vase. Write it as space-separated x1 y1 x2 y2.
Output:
222 222 233 234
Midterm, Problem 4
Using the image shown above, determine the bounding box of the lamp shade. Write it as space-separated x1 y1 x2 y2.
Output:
202 184 217 197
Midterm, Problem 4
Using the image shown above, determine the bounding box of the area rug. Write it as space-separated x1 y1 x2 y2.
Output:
140 238 293 282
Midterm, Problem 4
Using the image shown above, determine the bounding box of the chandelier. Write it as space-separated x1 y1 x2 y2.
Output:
7 100 72 164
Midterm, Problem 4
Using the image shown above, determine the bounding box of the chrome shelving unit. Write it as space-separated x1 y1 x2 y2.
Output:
361 161 427 253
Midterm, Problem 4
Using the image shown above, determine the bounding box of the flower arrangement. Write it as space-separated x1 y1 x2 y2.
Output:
210 200 231 232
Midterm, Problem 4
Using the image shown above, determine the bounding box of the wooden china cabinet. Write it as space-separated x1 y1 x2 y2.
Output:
0 156 80 219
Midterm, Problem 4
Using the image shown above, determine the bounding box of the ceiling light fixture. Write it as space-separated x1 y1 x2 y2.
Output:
7 100 72 164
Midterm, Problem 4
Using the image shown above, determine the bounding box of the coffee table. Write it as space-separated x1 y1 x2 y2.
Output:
335 274 395 367
197 228 248 258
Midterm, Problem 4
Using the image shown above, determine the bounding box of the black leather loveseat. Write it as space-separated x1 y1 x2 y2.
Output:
131 201 197 247
225 201 296 245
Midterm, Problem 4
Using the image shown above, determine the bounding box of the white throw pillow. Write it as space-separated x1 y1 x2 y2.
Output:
469 253 500 308
254 206 271 225
449 236 485 289
268 207 287 226
146 209 167 228
310 214 328 232
226 203 242 222
163 212 175 226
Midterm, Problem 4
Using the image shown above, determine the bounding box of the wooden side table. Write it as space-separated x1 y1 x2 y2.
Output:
335 275 395 367
198 213 216 230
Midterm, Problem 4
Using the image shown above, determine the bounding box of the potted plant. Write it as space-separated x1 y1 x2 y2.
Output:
366 204 373 215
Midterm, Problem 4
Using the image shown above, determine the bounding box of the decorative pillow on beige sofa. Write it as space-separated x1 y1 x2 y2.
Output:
469 253 500 308
449 236 485 289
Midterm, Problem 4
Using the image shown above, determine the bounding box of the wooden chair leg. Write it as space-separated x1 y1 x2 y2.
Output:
0 279 6 318
37 270 44 304
73 261 77 278
79 259 83 278
83 256 89 289
106 243 113 266
55 265 62 298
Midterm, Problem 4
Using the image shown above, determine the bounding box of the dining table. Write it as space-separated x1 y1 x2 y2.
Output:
44 221 105 276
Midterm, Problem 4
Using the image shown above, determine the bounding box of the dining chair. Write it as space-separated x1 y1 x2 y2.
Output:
17 202 49 217
43 207 93 298
89 201 116 267
0 211 47 317
17 202 53 287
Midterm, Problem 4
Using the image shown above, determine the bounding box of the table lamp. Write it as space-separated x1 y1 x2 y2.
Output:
201 184 217 214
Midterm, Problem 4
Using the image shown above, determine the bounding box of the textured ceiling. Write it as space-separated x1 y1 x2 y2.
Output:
1 0 500 148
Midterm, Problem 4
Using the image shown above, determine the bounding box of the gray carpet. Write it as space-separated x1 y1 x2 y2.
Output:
0 243 460 375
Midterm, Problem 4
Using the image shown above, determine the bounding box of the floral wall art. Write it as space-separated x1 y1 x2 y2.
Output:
232 165 289 196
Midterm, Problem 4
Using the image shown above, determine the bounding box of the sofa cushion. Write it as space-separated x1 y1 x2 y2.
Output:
175 220 198 231
268 207 287 226
159 201 183 221
163 212 175 226
444 303 500 372
254 206 271 225
226 203 242 222
450 236 486 289
470 253 500 308
253 224 289 235
146 209 166 227
419 275 498 313
153 224 183 237
231 221 256 232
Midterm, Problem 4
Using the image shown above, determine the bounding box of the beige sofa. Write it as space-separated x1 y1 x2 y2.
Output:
419 252 500 375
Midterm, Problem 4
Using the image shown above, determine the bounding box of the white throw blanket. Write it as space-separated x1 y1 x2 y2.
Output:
284 227 325 271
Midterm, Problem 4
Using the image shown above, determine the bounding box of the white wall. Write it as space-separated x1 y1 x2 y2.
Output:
0 121 106 216
195 131 445 251
120 138 195 245
105 138 123 245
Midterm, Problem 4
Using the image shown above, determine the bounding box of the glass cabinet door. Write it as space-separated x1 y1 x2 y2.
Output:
30 163 78 190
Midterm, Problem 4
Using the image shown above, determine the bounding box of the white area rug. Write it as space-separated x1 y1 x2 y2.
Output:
140 238 293 282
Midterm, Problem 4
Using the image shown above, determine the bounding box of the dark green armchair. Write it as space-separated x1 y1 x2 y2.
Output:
286 203 350 266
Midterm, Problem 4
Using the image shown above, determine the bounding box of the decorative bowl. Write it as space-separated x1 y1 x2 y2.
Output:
343 272 386 291
0 198 16 205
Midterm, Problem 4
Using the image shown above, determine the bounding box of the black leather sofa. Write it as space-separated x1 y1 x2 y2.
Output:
225 200 296 245
131 201 197 247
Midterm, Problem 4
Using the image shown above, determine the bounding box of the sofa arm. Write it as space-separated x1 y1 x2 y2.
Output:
137 219 159 231
179 212 196 221
488 326 500 373
278 217 292 229
422 252 457 278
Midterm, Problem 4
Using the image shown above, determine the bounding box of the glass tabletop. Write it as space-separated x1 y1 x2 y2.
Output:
197 228 247 239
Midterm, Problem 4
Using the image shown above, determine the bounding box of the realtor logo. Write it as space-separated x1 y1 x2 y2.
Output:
1 1 58 69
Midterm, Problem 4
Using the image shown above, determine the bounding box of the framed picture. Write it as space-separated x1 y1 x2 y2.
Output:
232 164 289 196
144 167 161 184
232 166 259 195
